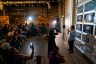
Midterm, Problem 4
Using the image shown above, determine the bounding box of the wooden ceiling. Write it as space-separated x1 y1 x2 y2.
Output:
0 0 59 18
1 0 51 1
1 0 59 2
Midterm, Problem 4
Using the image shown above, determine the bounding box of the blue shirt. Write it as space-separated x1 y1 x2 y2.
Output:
68 30 76 41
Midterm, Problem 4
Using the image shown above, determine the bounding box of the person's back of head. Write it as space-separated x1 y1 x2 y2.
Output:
4 36 11 43
52 46 59 53
71 25 75 30
7 47 20 64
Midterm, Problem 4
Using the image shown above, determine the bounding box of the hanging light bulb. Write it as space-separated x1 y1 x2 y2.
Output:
23 5 25 6
10 1 11 3
44 4 46 5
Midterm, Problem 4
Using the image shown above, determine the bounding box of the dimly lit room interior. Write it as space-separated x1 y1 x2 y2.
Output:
0 0 96 64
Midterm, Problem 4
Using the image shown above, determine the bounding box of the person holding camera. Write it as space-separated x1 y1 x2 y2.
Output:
6 44 34 64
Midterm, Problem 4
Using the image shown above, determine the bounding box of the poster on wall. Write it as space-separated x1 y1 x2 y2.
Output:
0 16 9 24
38 16 53 24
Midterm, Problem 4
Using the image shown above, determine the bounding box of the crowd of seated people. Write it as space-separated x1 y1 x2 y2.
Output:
0 23 49 41
0 23 28 64
0 22 50 64
29 23 49 36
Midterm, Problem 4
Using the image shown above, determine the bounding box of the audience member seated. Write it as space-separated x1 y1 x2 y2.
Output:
0 36 12 51
10 37 21 50
0 36 12 64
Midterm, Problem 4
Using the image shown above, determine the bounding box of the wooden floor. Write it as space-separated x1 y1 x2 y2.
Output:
20 33 93 64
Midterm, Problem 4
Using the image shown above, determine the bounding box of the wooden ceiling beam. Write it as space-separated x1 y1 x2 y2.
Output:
0 1 51 9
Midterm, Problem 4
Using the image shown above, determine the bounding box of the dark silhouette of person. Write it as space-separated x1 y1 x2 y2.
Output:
6 45 34 64
48 28 56 58
49 46 65 64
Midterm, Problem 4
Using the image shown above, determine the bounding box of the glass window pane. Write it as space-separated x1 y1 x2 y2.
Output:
76 24 82 31
76 32 81 40
84 13 95 23
83 25 93 34
82 34 87 42
84 1 96 12
77 15 83 22
77 5 83 13
95 26 96 35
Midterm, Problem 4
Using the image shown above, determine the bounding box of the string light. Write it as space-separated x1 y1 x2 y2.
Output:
23 5 25 6
10 1 11 3
4 2 6 4
0 1 51 9
0 4 3 10
31 2 33 3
